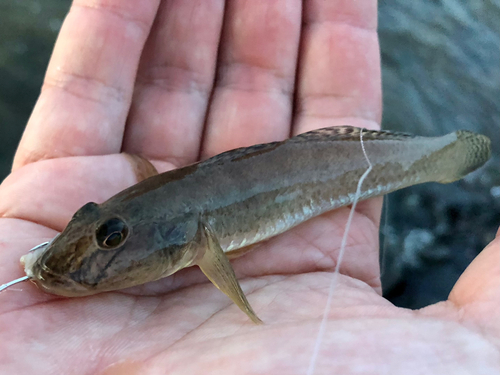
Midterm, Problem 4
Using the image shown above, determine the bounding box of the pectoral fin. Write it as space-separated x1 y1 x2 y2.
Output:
123 153 159 181
196 222 262 324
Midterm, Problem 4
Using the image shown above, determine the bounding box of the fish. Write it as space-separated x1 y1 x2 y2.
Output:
4 126 492 324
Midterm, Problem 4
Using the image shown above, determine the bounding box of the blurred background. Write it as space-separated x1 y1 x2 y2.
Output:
0 0 499 308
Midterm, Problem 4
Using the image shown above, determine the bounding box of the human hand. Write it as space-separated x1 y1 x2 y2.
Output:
1 1 499 374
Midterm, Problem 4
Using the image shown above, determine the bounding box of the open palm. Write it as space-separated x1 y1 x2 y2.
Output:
1 1 499 374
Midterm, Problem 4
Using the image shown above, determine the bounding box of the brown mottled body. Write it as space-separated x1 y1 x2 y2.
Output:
18 126 491 323
109 127 490 252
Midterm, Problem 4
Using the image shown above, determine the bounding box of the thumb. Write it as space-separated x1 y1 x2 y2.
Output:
448 227 500 334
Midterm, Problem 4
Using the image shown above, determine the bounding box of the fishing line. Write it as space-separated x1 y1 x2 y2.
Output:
379 195 390 279
0 276 29 292
306 128 373 375
0 237 57 293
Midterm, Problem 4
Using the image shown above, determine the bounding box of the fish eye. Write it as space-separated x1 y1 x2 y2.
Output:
95 218 129 249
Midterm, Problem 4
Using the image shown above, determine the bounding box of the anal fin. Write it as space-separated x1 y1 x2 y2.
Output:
226 243 259 260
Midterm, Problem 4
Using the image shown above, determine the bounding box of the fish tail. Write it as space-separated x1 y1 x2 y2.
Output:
433 131 491 183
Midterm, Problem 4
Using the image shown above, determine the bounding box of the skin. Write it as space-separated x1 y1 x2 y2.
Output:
0 1 499 374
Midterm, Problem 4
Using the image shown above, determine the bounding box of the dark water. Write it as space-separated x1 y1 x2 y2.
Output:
378 0 500 307
0 0 499 308
0 1 70 176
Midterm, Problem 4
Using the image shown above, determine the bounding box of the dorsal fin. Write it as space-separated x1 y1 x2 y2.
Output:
291 126 416 142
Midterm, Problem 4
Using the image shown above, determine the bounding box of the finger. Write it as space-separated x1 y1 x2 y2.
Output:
201 0 302 158
447 232 500 334
294 0 381 134
13 0 160 170
285 1 382 288
123 0 225 166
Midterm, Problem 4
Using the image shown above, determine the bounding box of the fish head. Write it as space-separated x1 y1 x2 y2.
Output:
21 201 200 297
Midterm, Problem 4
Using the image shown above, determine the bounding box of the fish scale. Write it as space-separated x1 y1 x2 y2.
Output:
200 129 489 254
9 126 491 323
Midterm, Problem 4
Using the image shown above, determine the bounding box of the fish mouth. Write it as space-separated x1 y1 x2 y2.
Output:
33 267 96 297
20 235 61 278
21 244 49 279
20 239 95 297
